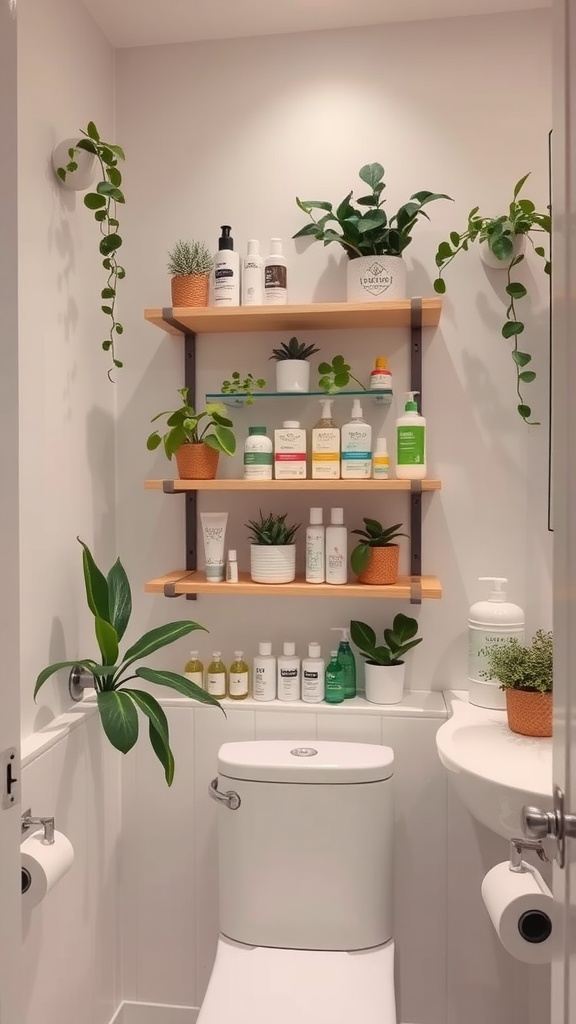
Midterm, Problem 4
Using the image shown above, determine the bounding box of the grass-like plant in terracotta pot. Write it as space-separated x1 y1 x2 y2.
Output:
246 510 301 584
147 389 236 480
350 518 408 585
480 629 553 737
269 336 320 393
168 239 214 307
351 614 423 704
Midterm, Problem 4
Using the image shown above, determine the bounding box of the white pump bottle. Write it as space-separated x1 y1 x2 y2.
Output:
468 577 525 709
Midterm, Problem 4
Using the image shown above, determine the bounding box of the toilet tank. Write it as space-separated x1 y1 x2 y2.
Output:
216 740 394 951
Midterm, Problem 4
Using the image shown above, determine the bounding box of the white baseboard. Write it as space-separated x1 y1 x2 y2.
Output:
109 1002 199 1024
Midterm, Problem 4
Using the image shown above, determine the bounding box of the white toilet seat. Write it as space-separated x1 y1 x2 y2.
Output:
197 935 397 1024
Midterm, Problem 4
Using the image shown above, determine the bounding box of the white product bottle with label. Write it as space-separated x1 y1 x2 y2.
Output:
326 507 348 585
213 225 240 306
277 641 300 701
241 239 264 306
372 437 390 479
396 391 426 480
370 357 393 394
253 642 276 702
302 642 325 704
306 507 325 583
274 420 307 479
244 426 273 480
312 399 340 479
341 400 372 479
468 577 525 709
264 238 287 305
228 650 250 700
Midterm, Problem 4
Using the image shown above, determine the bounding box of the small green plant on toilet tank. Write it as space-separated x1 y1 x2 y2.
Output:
34 539 222 785
351 615 423 666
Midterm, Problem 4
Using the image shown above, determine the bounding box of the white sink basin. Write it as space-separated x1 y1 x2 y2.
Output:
436 693 553 839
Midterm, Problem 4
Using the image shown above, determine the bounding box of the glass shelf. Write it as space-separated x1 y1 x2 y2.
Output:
206 390 394 408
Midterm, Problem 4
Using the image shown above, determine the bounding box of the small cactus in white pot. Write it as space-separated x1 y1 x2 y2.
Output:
168 239 214 308
246 511 301 584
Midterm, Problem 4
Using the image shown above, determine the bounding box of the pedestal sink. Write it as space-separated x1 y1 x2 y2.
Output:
436 692 553 839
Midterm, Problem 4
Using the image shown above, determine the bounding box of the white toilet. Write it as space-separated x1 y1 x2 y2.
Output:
198 739 396 1024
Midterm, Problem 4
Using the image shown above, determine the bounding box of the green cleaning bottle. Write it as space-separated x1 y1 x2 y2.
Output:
331 627 357 698
325 650 345 704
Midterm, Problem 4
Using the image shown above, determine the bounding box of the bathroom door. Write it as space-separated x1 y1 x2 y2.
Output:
0 2 23 1023
552 0 576 1020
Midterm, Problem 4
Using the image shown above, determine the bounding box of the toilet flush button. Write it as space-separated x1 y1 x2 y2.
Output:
290 747 318 757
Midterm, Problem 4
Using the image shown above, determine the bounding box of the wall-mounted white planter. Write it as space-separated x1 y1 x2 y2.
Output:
52 137 96 192
364 661 406 704
347 255 406 302
480 234 526 270
250 544 296 584
275 360 310 393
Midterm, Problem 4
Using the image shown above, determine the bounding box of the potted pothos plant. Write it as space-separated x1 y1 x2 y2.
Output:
54 121 126 381
351 614 423 704
246 510 301 584
34 539 222 786
269 336 320 393
168 239 214 308
294 162 451 302
480 629 553 737
147 389 236 480
350 519 408 585
433 173 551 425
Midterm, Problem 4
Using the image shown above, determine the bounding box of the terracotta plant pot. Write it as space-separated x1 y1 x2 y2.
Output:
175 443 219 480
171 274 210 308
357 544 400 585
506 689 552 738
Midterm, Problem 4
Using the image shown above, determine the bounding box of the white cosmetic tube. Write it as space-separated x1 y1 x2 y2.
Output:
200 512 228 582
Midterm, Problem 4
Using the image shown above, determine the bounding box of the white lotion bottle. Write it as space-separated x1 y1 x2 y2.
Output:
213 225 240 306
468 577 525 709
264 238 287 305
277 641 300 701
326 507 348 585
241 239 264 305
306 507 325 583
341 399 372 479
302 642 325 704
396 391 426 480
253 642 276 702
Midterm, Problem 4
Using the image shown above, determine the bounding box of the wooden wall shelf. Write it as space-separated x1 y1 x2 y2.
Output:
145 571 442 601
145 478 442 493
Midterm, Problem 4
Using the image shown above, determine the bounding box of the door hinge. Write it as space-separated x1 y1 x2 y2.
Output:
0 747 20 810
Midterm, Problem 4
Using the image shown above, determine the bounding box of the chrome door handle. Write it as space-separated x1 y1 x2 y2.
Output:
209 778 241 810
521 785 576 868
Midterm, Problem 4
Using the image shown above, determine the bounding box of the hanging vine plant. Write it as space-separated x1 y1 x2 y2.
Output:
433 174 550 425
56 122 126 381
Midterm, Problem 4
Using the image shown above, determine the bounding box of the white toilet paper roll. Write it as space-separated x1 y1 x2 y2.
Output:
21 830 74 909
481 861 561 964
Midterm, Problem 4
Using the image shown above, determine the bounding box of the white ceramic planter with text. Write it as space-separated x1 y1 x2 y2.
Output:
346 255 406 302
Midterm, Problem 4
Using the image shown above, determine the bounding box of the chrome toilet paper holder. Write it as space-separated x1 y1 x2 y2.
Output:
509 836 549 872
21 808 55 845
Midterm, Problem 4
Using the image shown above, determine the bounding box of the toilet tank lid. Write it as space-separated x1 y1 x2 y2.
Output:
218 740 394 784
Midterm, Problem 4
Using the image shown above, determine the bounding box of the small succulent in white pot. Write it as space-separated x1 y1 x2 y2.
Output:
269 336 320 393
246 511 301 584
168 239 214 307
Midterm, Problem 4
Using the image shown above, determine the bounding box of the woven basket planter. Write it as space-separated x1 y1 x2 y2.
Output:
357 544 399 585
171 274 210 308
506 689 552 738
175 443 219 480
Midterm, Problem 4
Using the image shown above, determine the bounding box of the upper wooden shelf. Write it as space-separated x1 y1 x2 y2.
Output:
144 298 442 335
145 478 442 493
145 570 442 600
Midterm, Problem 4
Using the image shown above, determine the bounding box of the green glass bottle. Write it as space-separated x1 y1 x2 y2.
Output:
332 627 357 698
325 650 345 704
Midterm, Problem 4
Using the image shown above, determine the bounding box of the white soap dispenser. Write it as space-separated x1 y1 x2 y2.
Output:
468 577 525 709
396 391 426 480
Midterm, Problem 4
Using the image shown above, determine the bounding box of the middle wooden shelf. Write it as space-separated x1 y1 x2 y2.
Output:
145 478 442 493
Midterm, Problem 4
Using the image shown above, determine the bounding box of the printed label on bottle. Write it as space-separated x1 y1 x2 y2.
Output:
265 265 287 289
205 561 225 581
397 425 425 465
306 537 325 581
468 627 524 683
229 671 249 696
373 456 390 479
342 451 371 461
254 665 275 698
244 451 273 465
185 671 203 688
327 549 345 574
215 268 234 280
207 673 226 696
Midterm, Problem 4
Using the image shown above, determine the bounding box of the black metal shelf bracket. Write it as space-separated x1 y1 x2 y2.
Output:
409 297 424 605
184 332 198 601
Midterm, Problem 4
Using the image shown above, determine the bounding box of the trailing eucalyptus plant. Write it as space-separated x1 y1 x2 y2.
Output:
34 539 222 786
57 122 126 381
433 174 551 424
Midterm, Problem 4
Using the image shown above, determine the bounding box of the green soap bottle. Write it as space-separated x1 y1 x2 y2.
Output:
332 627 357 698
325 650 345 704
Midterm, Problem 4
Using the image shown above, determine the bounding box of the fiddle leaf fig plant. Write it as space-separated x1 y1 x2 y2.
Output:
56 121 126 381
433 173 551 425
34 539 222 786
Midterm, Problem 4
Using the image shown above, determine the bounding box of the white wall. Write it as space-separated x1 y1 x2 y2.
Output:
18 0 117 739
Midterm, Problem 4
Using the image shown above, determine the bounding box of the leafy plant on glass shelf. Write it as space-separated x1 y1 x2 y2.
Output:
433 173 551 425
350 614 423 666
350 519 408 576
146 389 236 459
56 121 126 381
246 510 301 546
318 355 366 394
34 539 222 786
269 336 320 362
479 629 553 693
294 162 452 258
220 372 266 405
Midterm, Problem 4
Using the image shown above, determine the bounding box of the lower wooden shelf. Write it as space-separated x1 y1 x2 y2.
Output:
145 570 442 600
145 478 442 492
